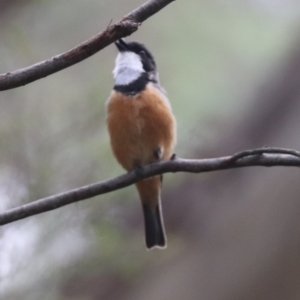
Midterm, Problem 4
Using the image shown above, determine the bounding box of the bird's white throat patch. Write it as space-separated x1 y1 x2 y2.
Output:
113 52 144 86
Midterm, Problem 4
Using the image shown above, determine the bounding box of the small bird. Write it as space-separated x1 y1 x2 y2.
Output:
106 39 176 249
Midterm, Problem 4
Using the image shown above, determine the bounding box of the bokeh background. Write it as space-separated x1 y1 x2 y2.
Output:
1 0 300 299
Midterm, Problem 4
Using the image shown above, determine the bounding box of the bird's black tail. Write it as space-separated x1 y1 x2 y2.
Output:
142 202 166 249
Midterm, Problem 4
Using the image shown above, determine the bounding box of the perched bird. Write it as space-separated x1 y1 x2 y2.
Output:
106 39 176 249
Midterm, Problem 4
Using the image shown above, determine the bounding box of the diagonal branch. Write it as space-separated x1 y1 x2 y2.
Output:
1 147 300 226
0 0 175 91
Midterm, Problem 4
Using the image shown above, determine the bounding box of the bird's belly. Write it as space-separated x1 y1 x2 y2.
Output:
108 104 161 169
106 86 176 171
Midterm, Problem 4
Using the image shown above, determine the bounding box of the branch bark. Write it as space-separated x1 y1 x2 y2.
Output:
0 0 175 91
1 147 300 226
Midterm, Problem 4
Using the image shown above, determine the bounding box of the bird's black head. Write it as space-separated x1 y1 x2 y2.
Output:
115 39 156 73
113 39 161 94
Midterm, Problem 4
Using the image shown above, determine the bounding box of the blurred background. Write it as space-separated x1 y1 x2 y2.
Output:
1 0 300 299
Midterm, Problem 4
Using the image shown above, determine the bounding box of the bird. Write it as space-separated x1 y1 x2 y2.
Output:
106 38 176 249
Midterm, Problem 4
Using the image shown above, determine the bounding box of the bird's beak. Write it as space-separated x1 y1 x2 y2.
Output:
115 38 129 52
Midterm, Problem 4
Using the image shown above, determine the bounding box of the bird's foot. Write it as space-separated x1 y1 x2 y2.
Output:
134 165 144 176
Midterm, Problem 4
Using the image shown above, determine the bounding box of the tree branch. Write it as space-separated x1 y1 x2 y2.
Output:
228 147 300 161
1 147 300 226
0 0 175 91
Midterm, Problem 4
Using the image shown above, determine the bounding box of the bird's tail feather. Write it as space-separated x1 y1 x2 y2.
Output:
142 202 166 249
136 176 166 249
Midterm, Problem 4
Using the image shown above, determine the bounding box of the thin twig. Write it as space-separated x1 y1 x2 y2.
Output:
229 147 300 162
0 0 175 91
1 147 300 226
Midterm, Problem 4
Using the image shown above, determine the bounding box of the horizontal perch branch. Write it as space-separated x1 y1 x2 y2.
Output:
0 0 175 91
1 147 300 226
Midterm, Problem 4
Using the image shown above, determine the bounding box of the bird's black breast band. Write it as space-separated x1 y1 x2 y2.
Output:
114 73 150 96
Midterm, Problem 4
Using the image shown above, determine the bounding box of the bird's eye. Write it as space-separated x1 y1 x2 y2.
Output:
140 50 146 56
